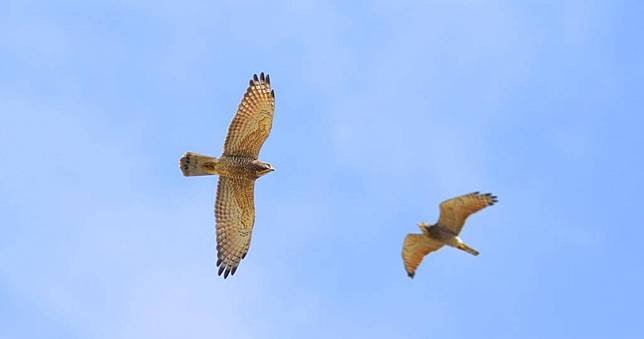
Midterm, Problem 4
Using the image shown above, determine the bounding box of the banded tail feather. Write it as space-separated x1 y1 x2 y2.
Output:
180 152 218 176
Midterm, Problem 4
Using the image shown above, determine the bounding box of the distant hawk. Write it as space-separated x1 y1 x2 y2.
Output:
180 73 275 279
402 192 497 278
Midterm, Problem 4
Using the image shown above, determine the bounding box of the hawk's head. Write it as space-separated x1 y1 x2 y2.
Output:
252 160 275 177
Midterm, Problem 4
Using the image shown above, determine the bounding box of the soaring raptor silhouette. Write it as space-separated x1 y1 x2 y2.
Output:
180 73 275 279
402 192 497 278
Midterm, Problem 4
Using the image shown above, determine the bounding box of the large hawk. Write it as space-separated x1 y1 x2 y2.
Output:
180 73 275 279
402 192 497 278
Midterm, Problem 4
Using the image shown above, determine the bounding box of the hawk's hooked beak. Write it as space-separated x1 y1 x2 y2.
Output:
259 167 274 175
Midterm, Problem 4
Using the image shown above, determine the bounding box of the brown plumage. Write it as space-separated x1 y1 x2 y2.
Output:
402 192 497 278
179 73 275 279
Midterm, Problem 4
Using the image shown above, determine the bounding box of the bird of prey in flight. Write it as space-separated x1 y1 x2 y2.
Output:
180 73 275 279
402 192 497 278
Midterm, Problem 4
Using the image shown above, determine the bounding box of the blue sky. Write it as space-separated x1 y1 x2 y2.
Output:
1 1 643 338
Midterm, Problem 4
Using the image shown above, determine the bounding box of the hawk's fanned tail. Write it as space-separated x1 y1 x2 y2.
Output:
180 152 218 176
457 242 480 256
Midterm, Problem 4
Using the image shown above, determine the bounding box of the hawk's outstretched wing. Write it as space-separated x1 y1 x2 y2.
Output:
223 73 275 159
215 177 256 278
437 192 497 235
402 234 443 278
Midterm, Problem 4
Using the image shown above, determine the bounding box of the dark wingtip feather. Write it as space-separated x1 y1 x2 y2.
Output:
407 272 415 279
241 252 247 259
271 89 275 98
249 79 253 86
266 74 270 84
218 266 225 276
260 72 265 81
231 266 238 276
253 74 259 82
488 193 498 204
224 268 230 279
216 258 222 267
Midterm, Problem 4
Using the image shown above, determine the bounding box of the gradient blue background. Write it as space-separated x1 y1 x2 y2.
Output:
1 1 643 338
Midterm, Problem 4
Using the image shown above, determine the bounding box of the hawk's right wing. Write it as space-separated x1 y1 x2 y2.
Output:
215 177 256 279
223 73 275 159
402 234 443 278
437 192 497 235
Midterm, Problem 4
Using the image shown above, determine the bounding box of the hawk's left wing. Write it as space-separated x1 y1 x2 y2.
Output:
215 177 256 278
437 192 497 235
222 73 275 159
